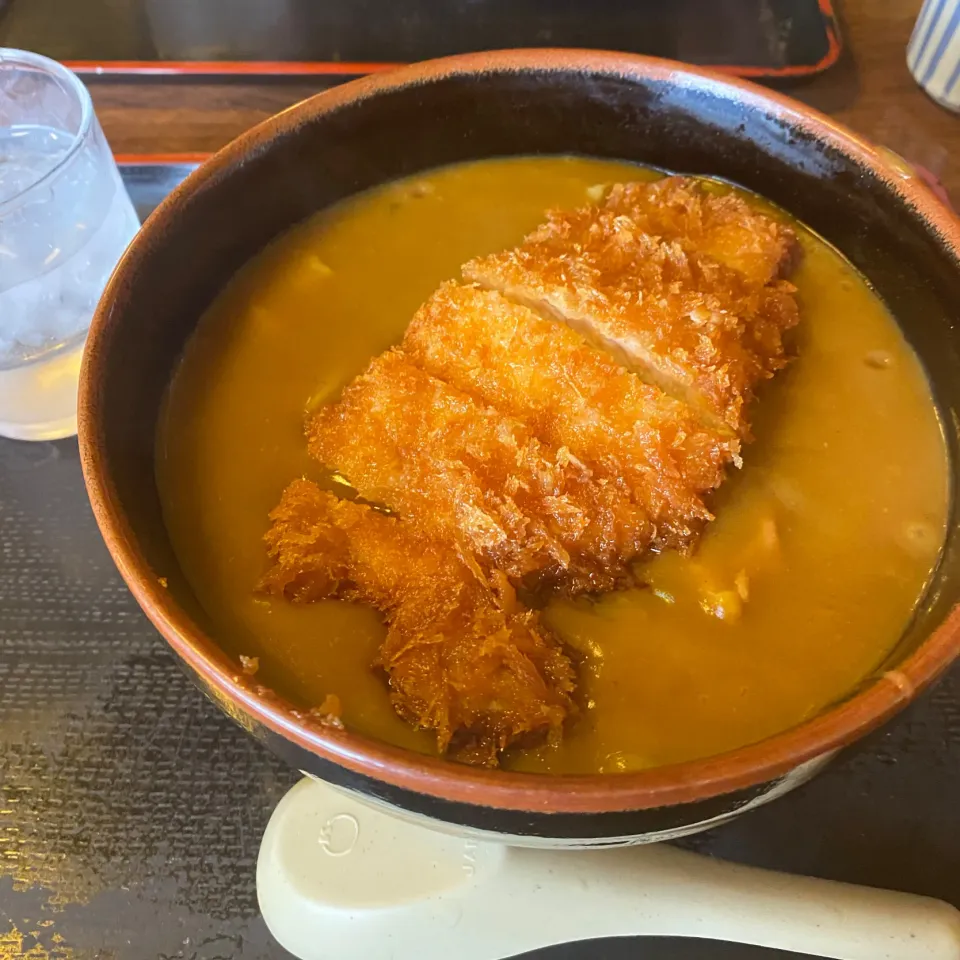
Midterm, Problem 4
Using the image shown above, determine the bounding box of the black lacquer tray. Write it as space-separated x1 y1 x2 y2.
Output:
0 0 840 80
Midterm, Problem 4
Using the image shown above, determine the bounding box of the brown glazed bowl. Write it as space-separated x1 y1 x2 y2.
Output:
79 50 960 846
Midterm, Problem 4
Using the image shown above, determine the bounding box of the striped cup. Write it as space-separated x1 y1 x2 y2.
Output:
908 0 960 111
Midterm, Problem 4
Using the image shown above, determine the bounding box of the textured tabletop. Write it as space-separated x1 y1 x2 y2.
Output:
0 167 958 960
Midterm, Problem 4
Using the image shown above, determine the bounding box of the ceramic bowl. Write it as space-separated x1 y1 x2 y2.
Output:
79 50 960 846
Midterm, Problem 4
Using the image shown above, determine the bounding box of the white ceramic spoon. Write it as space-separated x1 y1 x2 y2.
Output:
257 777 960 960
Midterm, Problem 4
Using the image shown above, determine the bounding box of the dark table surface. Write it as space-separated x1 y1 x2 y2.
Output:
3 3 960 957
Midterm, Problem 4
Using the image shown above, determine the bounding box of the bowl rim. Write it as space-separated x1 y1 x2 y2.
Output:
79 47 960 816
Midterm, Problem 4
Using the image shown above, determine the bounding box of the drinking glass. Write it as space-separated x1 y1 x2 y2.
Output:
0 48 140 440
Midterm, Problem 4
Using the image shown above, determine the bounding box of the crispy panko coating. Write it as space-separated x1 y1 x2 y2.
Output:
260 479 576 764
307 348 654 594
600 177 801 286
403 282 740 549
463 177 801 437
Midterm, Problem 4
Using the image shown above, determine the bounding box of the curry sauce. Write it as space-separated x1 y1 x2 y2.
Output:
156 157 948 774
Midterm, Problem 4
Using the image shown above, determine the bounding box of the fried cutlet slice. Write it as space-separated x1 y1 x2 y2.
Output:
599 177 801 286
307 349 654 594
260 479 576 765
403 282 740 549
463 182 801 437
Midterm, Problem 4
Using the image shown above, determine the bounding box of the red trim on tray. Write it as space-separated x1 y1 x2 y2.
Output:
65 3 843 82
65 60 399 78
114 152 211 165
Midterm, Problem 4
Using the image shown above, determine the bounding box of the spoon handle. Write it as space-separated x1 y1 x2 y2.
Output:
505 844 960 960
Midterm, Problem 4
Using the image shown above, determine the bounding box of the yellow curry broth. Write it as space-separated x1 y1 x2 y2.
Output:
156 157 947 774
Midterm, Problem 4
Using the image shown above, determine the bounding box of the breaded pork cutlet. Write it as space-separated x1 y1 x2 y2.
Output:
403 282 740 549
260 479 576 765
307 349 654 594
463 179 801 437
600 177 800 286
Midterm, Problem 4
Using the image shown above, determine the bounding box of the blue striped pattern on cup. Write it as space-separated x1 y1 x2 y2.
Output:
908 0 960 110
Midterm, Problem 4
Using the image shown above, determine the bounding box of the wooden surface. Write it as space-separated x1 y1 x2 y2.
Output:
87 0 960 202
